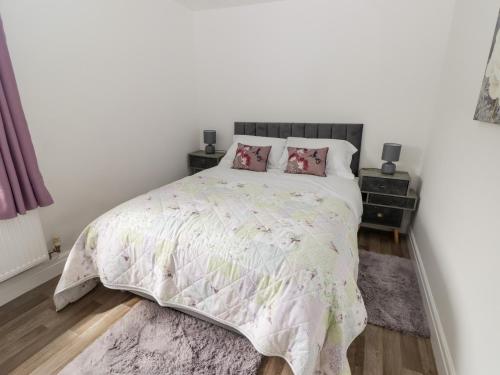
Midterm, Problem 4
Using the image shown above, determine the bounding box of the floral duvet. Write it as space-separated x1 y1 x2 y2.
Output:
54 167 367 375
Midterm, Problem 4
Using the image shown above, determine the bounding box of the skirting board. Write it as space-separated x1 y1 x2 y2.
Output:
408 230 456 375
0 250 69 307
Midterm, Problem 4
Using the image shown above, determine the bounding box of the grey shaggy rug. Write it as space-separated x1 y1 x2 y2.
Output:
60 249 429 375
358 249 430 337
59 300 263 375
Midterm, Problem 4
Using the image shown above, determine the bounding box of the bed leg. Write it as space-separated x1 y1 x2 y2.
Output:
393 229 400 244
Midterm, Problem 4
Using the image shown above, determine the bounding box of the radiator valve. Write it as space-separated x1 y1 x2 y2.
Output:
49 237 61 259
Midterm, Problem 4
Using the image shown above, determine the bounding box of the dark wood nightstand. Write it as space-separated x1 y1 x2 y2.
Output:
188 150 226 175
359 168 419 244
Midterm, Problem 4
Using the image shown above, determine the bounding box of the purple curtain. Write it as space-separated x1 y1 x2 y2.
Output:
0 17 53 220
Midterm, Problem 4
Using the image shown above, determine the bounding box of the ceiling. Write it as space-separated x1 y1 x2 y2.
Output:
177 0 287 11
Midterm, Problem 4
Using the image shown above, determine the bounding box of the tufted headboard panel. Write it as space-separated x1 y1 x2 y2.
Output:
234 122 363 176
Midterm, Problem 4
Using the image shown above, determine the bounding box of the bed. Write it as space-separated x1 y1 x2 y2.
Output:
54 122 367 375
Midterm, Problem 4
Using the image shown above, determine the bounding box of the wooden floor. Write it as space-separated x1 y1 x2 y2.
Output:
0 228 437 375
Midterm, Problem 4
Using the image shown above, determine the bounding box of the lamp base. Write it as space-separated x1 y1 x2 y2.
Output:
205 144 215 154
381 161 396 175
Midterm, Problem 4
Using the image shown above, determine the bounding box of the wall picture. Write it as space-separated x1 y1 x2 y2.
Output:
475 10 500 124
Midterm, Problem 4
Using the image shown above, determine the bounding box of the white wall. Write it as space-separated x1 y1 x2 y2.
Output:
0 0 197 250
413 0 500 373
0 0 457 249
193 0 456 177
181 0 289 11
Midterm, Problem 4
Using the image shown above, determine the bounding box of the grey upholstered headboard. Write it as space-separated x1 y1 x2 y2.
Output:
234 122 363 176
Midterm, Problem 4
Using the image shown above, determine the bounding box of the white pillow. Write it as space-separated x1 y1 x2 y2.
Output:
219 135 287 170
279 137 357 179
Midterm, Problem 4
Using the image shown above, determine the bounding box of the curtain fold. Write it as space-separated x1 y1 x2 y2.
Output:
0 16 53 220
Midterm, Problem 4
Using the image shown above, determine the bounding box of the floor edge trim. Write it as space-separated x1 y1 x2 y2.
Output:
0 250 69 307
408 230 456 375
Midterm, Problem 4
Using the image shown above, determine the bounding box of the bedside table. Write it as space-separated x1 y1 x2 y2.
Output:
359 168 419 244
188 150 225 175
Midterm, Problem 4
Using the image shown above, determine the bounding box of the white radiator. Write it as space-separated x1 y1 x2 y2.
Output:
0 210 49 283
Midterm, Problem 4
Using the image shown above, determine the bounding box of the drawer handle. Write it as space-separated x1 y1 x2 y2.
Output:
377 213 384 218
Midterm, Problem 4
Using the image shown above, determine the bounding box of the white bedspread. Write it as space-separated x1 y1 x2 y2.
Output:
54 167 366 375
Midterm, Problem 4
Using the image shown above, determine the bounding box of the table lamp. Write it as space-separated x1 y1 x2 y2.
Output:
204 130 216 154
381 143 402 175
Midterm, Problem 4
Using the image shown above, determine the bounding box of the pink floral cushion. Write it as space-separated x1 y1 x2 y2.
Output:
285 147 329 177
232 143 272 172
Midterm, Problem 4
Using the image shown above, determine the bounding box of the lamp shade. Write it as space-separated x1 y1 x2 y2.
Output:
382 143 401 162
204 130 216 145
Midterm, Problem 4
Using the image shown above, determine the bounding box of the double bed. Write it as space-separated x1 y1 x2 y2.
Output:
54 123 367 375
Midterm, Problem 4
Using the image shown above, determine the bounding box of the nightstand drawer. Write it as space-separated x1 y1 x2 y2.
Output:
361 176 409 196
363 204 404 227
189 155 218 169
368 193 416 210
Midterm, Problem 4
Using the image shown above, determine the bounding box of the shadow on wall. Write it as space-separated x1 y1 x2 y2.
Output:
398 144 423 190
